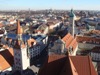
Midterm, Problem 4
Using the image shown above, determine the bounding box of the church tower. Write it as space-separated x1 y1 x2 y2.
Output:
69 9 75 37
13 20 30 73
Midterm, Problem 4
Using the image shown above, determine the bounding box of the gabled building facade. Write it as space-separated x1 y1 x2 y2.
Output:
62 33 78 55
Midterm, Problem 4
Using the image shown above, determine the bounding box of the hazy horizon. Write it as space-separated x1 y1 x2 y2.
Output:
0 0 100 11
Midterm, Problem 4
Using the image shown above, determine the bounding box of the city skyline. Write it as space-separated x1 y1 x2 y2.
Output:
0 0 100 10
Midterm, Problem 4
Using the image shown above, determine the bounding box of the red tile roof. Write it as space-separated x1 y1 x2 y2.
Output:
38 55 97 75
62 33 71 42
38 55 66 75
62 33 78 51
70 56 97 75
0 23 3 28
76 36 100 43
69 38 78 51
0 48 14 71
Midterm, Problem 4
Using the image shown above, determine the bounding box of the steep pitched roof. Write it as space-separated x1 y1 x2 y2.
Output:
70 56 97 75
62 33 78 51
60 56 78 75
68 38 78 51
0 48 14 71
38 55 66 75
38 55 97 75
62 33 71 42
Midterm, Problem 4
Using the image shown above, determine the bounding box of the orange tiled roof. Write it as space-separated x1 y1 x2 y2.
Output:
0 48 14 71
62 33 78 51
62 33 71 42
66 36 73 48
38 55 66 75
68 38 78 51
38 55 97 75
0 23 3 28
76 36 100 43
70 56 97 75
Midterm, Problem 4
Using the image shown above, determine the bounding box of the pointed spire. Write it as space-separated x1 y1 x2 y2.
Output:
16 20 23 41
16 20 23 35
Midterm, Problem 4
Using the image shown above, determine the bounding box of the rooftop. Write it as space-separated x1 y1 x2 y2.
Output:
62 33 78 51
0 48 14 71
38 55 97 75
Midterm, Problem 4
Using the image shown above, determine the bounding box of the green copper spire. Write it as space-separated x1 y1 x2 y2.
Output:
69 9 75 18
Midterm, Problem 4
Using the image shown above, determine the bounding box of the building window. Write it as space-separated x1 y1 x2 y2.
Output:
16 62 18 65
19 62 21 65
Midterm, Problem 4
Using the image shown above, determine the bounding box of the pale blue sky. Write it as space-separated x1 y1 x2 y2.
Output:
0 0 99 10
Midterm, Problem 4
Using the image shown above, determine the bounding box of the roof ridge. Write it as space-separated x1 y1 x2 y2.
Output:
68 56 79 75
68 38 76 46
88 56 92 75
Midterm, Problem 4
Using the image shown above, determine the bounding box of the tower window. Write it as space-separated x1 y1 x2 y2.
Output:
18 54 20 56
